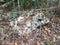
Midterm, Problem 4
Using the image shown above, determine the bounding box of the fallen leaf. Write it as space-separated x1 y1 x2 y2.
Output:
15 41 18 45
57 36 60 38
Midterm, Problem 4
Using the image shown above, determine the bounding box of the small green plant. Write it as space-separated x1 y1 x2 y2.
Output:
9 12 18 20
44 40 51 45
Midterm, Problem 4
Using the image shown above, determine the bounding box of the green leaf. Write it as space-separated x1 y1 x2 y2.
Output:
0 10 4 18
9 12 18 19
44 40 51 45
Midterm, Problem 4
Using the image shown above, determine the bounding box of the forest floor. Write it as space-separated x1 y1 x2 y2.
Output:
0 9 60 45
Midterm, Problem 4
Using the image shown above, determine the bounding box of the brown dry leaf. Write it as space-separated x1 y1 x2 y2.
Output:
45 27 51 33
57 36 60 38
37 41 41 45
2 41 5 45
44 35 47 40
46 29 51 33
44 30 47 34
26 34 30 39
15 41 18 45
22 32 25 36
